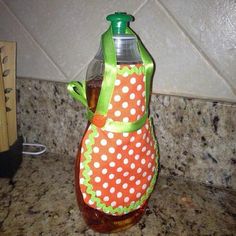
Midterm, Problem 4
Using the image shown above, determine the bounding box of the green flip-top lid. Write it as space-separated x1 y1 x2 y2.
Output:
106 12 133 35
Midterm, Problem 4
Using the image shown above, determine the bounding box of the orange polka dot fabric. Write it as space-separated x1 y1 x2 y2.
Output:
79 64 158 215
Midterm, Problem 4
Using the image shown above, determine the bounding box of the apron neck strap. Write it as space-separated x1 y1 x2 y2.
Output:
95 26 154 119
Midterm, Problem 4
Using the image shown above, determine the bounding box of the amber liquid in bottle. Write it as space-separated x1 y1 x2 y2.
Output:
75 76 147 233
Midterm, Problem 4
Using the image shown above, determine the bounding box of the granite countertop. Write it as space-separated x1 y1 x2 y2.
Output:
0 153 235 236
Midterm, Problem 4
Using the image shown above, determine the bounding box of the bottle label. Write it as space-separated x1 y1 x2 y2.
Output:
78 64 159 215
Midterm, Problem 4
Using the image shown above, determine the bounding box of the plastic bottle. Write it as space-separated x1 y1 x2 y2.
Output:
78 13 147 233
68 12 158 233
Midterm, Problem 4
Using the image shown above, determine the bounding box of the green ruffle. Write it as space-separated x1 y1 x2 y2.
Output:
117 65 145 76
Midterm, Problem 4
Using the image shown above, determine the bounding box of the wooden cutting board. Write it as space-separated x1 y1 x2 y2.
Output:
0 41 17 147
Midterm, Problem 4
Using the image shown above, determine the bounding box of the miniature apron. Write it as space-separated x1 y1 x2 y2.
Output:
68 26 159 216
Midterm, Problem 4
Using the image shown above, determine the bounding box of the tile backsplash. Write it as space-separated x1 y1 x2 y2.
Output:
1 0 235 101
17 78 236 189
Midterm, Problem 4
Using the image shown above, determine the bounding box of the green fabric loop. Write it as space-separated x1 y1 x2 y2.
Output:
86 108 94 121
95 26 117 117
95 26 154 118
67 81 87 107
126 27 154 111
103 113 148 133
86 110 147 133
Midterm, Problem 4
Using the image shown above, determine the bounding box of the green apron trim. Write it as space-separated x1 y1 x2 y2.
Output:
67 81 87 107
102 112 148 133
117 65 145 75
126 27 154 111
95 26 117 117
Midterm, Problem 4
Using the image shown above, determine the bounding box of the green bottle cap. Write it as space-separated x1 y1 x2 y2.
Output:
106 12 133 35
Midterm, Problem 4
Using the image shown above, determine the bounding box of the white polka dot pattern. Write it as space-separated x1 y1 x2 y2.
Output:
107 66 146 123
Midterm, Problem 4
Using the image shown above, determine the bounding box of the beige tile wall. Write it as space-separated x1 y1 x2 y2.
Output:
0 0 235 102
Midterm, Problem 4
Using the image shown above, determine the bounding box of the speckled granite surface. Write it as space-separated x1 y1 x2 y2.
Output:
0 153 235 236
16 78 236 189
150 96 236 190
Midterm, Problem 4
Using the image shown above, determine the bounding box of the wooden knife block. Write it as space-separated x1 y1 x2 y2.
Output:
0 41 22 178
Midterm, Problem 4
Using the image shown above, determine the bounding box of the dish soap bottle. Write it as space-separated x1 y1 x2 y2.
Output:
67 12 159 233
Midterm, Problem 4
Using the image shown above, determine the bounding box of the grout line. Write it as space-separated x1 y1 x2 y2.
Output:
132 0 149 16
156 0 236 95
0 0 68 80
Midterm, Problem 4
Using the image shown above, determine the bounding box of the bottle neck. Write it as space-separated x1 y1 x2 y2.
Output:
95 35 142 64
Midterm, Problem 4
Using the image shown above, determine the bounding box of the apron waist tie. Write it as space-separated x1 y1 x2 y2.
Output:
87 109 148 133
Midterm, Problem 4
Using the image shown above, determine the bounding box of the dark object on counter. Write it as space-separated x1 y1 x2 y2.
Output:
0 136 23 178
